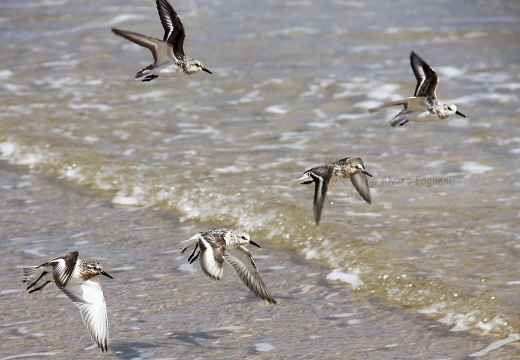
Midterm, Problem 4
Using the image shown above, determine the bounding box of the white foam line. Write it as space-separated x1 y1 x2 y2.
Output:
1 353 58 360
468 333 520 357
0 320 33 328
201 326 244 332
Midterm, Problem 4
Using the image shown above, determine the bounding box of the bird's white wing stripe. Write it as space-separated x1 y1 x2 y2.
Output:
51 258 73 289
416 77 426 96
199 237 224 280
157 0 174 39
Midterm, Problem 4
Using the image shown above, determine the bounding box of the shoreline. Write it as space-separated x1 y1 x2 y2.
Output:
1 162 518 359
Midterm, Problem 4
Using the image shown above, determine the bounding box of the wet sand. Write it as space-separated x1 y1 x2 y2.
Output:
0 163 518 359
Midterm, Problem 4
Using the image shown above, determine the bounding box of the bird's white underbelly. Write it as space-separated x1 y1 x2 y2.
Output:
409 111 441 122
153 63 186 77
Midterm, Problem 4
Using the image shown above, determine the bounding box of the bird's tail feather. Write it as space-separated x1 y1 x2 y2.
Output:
389 113 408 127
22 266 37 283
135 66 158 82
22 266 51 292
179 234 200 254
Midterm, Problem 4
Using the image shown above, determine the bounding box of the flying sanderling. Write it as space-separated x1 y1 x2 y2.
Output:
22 251 113 352
112 0 211 81
368 51 465 127
180 228 277 304
296 156 372 225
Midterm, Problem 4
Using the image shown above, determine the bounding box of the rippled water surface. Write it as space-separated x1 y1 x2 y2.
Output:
1 0 519 355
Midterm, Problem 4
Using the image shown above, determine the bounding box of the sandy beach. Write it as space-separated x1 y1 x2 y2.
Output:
1 163 519 359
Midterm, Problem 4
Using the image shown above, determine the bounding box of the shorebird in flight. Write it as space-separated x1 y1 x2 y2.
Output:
112 0 211 81
369 51 465 127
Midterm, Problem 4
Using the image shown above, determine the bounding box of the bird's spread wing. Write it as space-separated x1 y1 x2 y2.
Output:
410 51 438 98
368 97 429 113
198 236 225 281
225 246 276 304
312 167 333 225
61 281 109 352
350 173 372 204
50 251 79 289
111 28 176 64
156 0 186 56
368 98 411 112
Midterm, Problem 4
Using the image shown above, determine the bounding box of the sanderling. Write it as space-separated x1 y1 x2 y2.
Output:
112 0 211 81
22 251 113 352
180 228 277 304
368 51 465 127
296 156 372 225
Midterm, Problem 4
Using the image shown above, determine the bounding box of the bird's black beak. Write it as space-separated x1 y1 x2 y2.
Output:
455 111 466 118
249 240 261 248
101 271 114 279
362 170 373 177
202 67 212 74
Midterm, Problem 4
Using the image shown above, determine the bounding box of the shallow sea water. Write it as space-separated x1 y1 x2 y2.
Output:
1 163 519 359
0 0 519 358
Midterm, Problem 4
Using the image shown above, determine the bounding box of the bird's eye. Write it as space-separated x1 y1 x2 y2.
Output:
241 236 247 240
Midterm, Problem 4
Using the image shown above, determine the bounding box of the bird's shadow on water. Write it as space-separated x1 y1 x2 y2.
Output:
110 341 166 359
167 330 226 347
108 330 236 358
